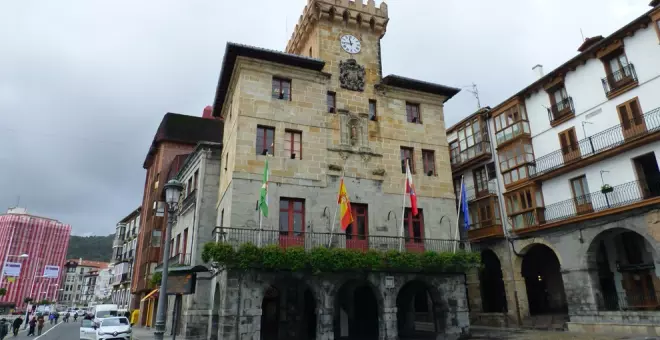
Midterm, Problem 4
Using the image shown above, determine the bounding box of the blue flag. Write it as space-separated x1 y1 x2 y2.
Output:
461 181 470 230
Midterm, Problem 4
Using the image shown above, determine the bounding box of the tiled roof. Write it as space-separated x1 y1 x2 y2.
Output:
66 259 110 269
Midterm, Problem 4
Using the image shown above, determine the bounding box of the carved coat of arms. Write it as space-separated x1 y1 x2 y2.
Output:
339 59 365 92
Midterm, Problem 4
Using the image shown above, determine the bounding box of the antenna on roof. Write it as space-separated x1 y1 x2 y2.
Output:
580 28 585 42
462 83 481 110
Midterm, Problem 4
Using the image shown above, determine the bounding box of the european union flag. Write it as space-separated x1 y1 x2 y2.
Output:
461 181 470 230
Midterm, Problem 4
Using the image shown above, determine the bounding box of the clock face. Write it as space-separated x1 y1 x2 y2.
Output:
340 35 361 54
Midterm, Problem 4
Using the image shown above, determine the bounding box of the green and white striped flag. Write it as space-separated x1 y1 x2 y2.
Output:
259 158 269 217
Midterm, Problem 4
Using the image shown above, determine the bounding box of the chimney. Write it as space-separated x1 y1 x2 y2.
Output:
532 64 544 79
202 105 214 119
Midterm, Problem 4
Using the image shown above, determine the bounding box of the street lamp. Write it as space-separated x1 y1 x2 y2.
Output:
153 179 183 340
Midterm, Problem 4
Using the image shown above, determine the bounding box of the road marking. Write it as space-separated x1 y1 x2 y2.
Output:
34 321 63 340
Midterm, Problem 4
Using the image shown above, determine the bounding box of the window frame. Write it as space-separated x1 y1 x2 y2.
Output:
256 125 275 156
400 147 415 174
403 208 424 242
369 99 377 121
422 149 436 176
272 77 292 101
279 198 305 235
451 117 488 165
473 166 488 195
406 102 421 124
327 91 336 113
284 129 303 160
616 97 645 139
498 140 536 187
346 203 369 240
493 104 530 146
504 185 544 229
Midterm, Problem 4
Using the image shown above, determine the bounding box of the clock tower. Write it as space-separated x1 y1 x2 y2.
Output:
285 0 389 98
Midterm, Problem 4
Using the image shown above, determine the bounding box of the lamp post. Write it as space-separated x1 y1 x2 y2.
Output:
154 179 183 340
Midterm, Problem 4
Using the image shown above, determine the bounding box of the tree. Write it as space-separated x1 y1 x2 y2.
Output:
24 297 34 304
0 288 6 296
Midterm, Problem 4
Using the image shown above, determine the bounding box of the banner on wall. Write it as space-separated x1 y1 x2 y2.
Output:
43 265 60 278
2 262 21 277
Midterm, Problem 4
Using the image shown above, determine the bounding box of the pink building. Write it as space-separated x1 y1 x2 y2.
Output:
0 208 71 310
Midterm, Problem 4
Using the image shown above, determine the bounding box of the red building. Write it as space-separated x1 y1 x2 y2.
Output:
0 207 71 310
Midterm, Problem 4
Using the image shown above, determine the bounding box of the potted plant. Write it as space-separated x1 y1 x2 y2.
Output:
601 184 614 194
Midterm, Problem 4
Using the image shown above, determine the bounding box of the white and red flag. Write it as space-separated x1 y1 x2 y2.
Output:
405 160 418 216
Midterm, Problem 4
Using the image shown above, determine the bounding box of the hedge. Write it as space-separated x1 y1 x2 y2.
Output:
202 242 480 274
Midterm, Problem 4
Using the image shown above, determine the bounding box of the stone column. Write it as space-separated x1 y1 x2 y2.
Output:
561 268 601 318
380 287 398 340
316 284 334 340
180 279 213 339
465 268 482 315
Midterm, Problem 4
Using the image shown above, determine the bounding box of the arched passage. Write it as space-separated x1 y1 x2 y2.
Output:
480 249 507 313
260 279 317 340
334 281 380 340
586 228 660 310
396 280 441 339
521 244 568 315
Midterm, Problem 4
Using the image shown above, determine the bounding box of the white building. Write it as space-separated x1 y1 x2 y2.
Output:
450 2 660 335
110 207 140 311
59 259 109 307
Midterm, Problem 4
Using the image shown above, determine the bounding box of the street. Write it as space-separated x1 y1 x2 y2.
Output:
7 320 79 340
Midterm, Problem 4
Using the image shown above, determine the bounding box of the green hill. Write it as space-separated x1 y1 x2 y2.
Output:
66 234 115 262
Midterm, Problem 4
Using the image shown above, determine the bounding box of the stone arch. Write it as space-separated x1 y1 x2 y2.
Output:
584 227 660 311
332 278 383 340
512 239 564 274
480 249 508 313
260 276 318 340
395 278 445 339
520 243 568 315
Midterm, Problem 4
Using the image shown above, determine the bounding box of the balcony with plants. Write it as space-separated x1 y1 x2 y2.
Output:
201 228 480 274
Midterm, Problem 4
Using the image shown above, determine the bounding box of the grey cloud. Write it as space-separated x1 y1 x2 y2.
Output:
0 0 648 235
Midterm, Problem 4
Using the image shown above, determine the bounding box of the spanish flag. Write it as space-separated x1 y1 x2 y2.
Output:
338 178 354 230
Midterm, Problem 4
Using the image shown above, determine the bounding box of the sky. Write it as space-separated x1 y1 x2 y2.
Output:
0 0 651 236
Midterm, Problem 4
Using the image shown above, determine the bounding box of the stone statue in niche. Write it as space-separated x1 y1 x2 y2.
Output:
339 59 365 92
350 124 358 146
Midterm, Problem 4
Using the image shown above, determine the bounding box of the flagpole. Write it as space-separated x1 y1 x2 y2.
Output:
328 170 345 248
399 159 409 252
258 212 263 247
452 175 464 253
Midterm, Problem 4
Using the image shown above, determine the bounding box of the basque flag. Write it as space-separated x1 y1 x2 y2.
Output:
405 160 419 216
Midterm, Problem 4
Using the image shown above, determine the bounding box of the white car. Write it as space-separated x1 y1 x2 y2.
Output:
80 319 96 340
93 317 132 340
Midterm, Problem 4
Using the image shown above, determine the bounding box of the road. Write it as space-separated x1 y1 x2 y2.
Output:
8 320 80 340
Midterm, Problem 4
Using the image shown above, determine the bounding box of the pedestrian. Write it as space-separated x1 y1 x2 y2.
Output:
54 313 59 324
11 316 22 337
27 317 36 336
48 313 54 325
64 312 70 323
0 318 9 340
36 314 44 336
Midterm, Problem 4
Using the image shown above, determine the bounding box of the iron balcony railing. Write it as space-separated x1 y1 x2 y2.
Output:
547 97 575 123
541 179 660 225
465 179 498 201
450 140 491 169
601 64 637 97
215 227 475 253
532 107 660 177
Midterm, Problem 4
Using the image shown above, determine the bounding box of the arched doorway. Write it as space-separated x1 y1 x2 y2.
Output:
396 280 439 339
334 281 379 340
521 244 567 315
260 280 317 340
587 228 659 310
480 250 507 313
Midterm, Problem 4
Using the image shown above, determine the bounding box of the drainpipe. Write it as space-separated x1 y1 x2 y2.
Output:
486 115 523 327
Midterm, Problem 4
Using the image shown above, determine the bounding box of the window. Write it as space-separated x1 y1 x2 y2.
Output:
617 97 645 139
422 150 436 176
498 141 535 186
327 92 336 113
193 170 199 192
187 177 193 195
279 198 305 235
403 208 424 242
400 147 415 174
151 230 162 247
183 229 188 256
494 105 530 145
272 77 291 101
346 204 368 241
175 234 181 255
558 127 580 162
256 126 275 156
548 85 572 122
486 162 497 180
451 117 488 165
473 166 488 195
504 185 544 229
284 130 302 159
570 175 593 214
406 102 421 123
369 100 377 121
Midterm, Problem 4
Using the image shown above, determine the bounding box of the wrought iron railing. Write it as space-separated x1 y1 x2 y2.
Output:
450 140 491 168
547 97 574 123
214 227 475 253
596 290 660 311
466 180 498 201
541 179 660 224
601 64 637 97
532 107 660 177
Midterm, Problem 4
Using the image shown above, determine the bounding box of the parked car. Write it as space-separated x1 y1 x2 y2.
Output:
93 317 131 340
80 319 96 340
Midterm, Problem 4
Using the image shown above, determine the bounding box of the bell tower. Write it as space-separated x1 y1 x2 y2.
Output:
285 0 389 91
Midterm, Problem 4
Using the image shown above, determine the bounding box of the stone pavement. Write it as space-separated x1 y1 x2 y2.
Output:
470 326 660 340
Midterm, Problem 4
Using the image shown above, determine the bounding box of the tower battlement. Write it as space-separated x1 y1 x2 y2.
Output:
286 0 389 55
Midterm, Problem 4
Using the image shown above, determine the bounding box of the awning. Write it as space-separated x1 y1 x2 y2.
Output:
140 289 159 302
